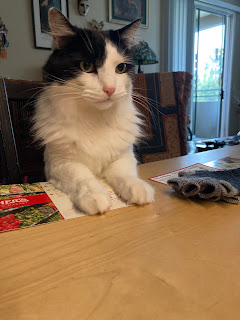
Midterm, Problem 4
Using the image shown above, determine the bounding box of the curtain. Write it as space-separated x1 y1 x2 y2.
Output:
168 0 195 73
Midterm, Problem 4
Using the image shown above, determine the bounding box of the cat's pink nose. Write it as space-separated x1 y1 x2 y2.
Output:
103 87 116 96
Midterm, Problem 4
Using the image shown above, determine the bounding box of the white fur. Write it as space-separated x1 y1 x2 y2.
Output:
34 41 154 215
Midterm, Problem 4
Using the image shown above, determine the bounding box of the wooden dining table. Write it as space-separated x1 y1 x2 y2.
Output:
1 145 240 320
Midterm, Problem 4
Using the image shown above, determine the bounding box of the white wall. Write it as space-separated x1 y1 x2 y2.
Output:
0 1 50 81
0 0 160 81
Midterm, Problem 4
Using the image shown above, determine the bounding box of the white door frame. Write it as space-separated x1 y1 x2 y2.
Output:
194 0 237 137
196 0 240 13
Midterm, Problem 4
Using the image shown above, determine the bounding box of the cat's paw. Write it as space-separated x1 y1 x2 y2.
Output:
116 177 154 205
74 190 111 215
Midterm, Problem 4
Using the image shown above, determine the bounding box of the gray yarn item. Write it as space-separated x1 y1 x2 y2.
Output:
167 168 240 204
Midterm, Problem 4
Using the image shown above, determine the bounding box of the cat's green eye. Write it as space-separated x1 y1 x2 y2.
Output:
80 61 94 73
116 63 127 74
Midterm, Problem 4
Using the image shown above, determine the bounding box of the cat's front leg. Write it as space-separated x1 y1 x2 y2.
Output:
103 152 154 205
72 178 112 215
46 160 111 215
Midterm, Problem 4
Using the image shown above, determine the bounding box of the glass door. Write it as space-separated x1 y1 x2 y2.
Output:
193 9 226 138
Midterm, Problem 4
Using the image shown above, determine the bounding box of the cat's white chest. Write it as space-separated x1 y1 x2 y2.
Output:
64 105 139 172
77 113 136 154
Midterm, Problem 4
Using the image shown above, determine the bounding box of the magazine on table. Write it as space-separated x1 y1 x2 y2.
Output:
0 181 129 233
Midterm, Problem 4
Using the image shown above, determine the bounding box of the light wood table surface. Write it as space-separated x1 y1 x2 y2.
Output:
1 145 240 320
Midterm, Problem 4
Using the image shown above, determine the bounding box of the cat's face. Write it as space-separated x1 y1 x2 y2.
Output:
44 8 140 110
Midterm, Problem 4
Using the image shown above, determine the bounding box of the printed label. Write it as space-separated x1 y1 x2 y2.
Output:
0 194 52 210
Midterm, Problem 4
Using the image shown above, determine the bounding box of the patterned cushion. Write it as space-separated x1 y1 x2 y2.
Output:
133 72 192 163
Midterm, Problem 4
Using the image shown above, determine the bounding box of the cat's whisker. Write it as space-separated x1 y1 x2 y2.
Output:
82 90 129 102
82 89 101 95
43 72 79 89
132 97 158 130
132 98 157 131
123 57 134 65
141 99 165 115
37 91 81 103
21 88 48 109
43 71 66 82
22 100 37 109
36 93 84 107
82 28 95 54
43 72 84 92
133 87 152 92
134 97 165 131
78 27 94 54
133 92 165 112
143 96 164 108
148 101 165 115
117 30 121 49
118 92 129 97
82 94 104 101
58 96 84 103
132 96 156 120
113 92 129 100
133 93 161 115
82 97 107 103
133 96 164 120
121 45 131 56
21 86 47 93
135 92 165 108
52 93 83 100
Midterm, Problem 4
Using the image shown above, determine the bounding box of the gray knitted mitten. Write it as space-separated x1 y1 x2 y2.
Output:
167 168 240 204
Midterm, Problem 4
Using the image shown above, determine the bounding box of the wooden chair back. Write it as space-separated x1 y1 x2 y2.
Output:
0 77 45 184
133 72 192 163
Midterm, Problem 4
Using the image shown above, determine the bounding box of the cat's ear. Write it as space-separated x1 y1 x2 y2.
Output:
48 8 75 49
118 19 141 48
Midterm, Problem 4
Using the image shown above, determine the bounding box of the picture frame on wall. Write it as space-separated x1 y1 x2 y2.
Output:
32 0 69 50
109 0 149 28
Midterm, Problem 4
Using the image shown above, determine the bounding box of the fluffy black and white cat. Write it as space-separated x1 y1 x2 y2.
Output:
33 8 154 215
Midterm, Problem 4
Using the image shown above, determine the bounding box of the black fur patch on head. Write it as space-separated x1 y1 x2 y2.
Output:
43 27 135 83
43 28 105 81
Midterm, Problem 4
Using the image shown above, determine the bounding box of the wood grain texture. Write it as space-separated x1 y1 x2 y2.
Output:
0 146 240 320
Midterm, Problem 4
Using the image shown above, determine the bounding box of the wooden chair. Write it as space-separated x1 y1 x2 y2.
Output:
0 77 45 184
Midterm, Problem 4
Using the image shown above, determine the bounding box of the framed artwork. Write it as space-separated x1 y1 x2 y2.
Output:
109 0 149 28
32 0 69 49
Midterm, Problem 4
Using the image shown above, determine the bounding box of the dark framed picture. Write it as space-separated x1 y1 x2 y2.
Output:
109 0 149 28
32 0 69 49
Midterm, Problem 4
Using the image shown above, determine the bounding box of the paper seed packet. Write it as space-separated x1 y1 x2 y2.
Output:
0 181 129 233
0 183 63 232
